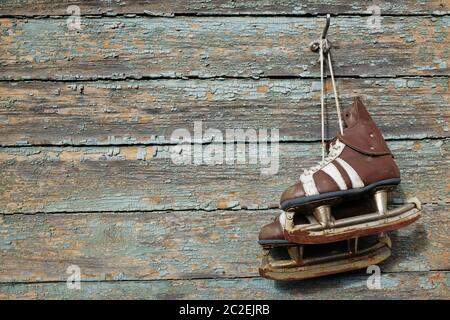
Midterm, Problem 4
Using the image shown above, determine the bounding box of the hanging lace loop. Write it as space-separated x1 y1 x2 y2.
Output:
310 15 344 161
319 39 326 160
302 140 343 176
327 50 344 136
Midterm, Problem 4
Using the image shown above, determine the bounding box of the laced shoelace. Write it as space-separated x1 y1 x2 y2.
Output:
303 141 342 176
302 36 344 177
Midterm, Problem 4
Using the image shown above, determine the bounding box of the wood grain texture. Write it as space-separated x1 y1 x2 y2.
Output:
0 0 448 16
0 77 448 146
0 205 447 283
1 16 449 80
0 140 447 213
0 272 448 299
0 0 448 300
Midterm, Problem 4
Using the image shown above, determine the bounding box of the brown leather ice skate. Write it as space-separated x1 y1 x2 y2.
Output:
257 15 421 281
280 97 421 244
281 97 400 212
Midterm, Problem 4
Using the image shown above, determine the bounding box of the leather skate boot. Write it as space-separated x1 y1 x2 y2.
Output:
277 98 421 244
259 215 288 246
281 97 400 212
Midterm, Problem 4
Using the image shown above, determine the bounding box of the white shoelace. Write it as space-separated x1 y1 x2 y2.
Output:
303 141 342 176
318 38 344 161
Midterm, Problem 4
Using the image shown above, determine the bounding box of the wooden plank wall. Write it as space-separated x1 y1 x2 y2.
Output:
0 1 449 299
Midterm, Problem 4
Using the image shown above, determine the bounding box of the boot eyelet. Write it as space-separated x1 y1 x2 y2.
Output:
369 133 374 138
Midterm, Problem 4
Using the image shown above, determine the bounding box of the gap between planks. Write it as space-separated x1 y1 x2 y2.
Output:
1 13 449 19
0 270 448 286
0 201 445 216
0 74 449 83
1 136 448 148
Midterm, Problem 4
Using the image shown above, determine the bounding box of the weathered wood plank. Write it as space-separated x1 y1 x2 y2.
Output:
0 0 448 16
0 272 447 299
0 78 448 146
0 205 447 283
1 16 448 80
0 140 447 213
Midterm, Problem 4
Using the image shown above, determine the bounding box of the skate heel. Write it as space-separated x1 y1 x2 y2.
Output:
261 244 304 269
378 233 392 249
313 205 334 228
287 246 304 265
373 189 388 215
347 237 358 254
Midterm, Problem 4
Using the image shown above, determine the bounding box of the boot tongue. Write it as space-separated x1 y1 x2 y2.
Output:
338 97 392 156
342 97 363 128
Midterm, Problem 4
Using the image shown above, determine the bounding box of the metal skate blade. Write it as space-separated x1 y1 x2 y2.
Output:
259 239 391 281
285 202 421 244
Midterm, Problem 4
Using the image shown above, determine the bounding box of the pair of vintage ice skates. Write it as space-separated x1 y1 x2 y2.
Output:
258 16 422 281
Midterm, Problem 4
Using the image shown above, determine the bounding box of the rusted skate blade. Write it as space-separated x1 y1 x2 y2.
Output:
259 234 391 281
284 193 421 244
